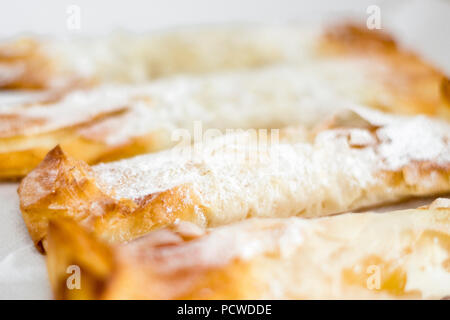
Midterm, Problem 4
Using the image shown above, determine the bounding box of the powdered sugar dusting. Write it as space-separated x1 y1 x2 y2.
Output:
0 85 138 136
0 57 374 140
47 25 320 83
376 115 450 169
80 62 368 145
127 218 309 271
93 108 449 222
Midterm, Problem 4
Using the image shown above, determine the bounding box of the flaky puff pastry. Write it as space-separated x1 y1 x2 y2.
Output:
1 24 449 113
1 23 449 179
18 108 450 252
45 199 450 299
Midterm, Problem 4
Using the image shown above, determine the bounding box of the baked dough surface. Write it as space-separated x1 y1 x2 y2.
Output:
45 199 450 299
0 24 449 179
18 108 450 252
4 23 450 300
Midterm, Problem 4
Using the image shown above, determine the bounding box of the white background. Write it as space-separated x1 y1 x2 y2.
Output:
0 0 449 299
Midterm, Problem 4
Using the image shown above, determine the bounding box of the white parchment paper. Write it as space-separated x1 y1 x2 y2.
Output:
0 183 51 299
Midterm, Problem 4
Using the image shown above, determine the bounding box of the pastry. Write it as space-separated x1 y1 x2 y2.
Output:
18 108 450 252
45 198 450 299
1 60 449 180
1 24 449 179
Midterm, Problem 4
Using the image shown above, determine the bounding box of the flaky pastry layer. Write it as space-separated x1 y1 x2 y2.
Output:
1 24 449 179
18 108 450 252
45 199 450 299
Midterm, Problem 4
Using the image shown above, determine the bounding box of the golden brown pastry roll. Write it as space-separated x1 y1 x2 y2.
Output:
45 198 450 299
0 23 449 179
0 26 308 89
1 24 448 112
0 64 365 178
18 108 450 252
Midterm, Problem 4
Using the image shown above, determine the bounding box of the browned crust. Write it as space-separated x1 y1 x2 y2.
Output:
1 23 449 180
0 105 129 139
319 23 450 118
46 218 257 299
45 209 450 300
18 129 450 254
0 107 169 179
18 146 209 252
46 219 115 299
0 39 55 89
17 108 450 252
0 132 164 180
0 38 93 90
321 23 398 53
442 78 450 107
